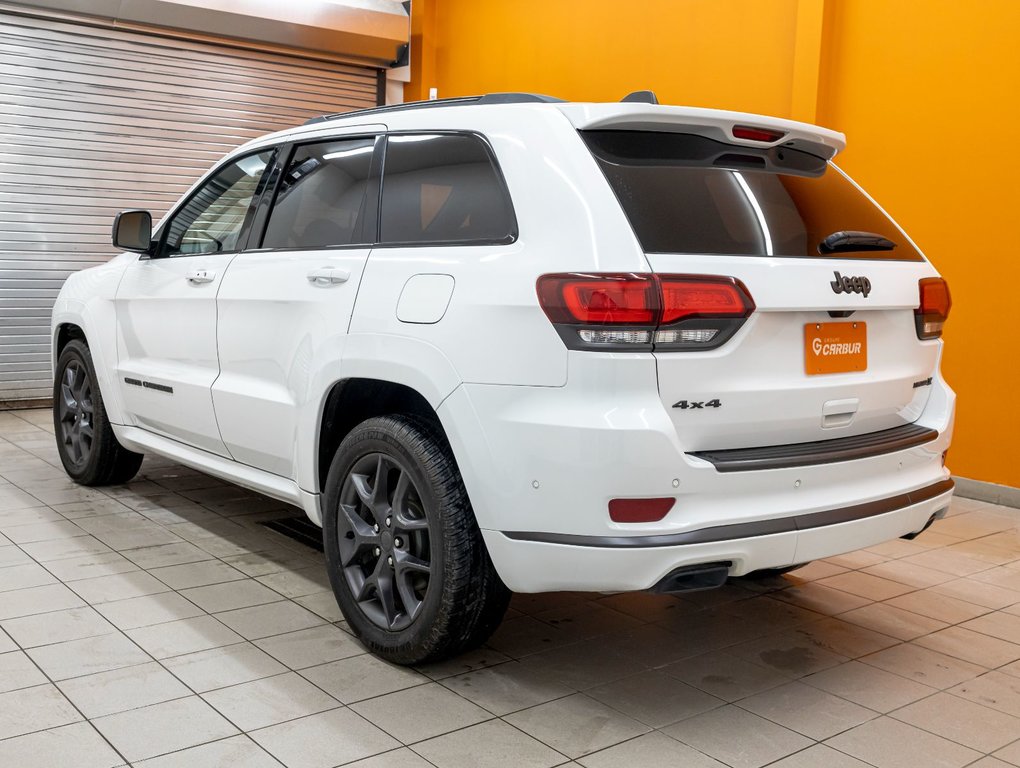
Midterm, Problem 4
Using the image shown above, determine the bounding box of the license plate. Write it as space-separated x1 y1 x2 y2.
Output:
805 321 867 375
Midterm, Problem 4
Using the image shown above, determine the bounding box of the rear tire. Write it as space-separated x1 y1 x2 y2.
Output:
53 339 143 486
322 415 509 665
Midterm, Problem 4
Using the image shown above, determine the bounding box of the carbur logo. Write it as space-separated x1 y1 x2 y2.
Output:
830 271 871 298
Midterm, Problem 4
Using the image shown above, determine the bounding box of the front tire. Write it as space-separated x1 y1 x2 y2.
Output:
322 415 509 665
53 340 143 486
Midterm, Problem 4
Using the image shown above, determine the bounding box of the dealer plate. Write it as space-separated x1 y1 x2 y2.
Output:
805 321 867 375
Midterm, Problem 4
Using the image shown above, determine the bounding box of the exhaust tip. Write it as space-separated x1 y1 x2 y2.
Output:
649 562 731 594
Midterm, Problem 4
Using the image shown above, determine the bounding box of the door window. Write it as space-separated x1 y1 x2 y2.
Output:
379 134 516 245
162 150 274 257
262 137 377 249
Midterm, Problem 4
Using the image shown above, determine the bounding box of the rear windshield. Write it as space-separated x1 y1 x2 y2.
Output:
583 131 922 260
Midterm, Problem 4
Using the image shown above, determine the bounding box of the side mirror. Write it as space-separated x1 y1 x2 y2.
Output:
112 210 152 253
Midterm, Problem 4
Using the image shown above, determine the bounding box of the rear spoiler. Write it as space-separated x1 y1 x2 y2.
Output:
556 103 846 161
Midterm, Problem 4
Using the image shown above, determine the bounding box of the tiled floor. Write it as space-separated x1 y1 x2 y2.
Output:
1 407 1019 768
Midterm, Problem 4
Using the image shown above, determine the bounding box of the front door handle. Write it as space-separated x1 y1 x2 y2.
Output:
307 267 350 285
186 269 215 284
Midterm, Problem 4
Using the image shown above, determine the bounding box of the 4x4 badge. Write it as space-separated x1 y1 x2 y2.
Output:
830 271 871 298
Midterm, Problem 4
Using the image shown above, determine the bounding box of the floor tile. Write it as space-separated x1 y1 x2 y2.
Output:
862 643 984 689
0 721 123 768
1 605 116 648
763 742 874 767
133 734 282 768
120 541 212 569
951 671 1020 717
255 566 331 598
931 578 1020 609
739 680 876 739
839 602 948 641
19 535 112 563
0 582 85 620
441 661 575 716
825 715 980 768
93 591 205 630
0 562 59 593
253 624 365 669
891 690 1020 752
344 748 439 767
352 681 491 744
68 570 171 604
961 611 1020 645
180 579 283 613
57 661 191 718
665 649 792 702
202 671 339 731
914 626 1020 668
161 642 288 693
586 669 724 727
149 559 247 590
884 589 990 624
126 615 243 659
1 519 85 545
803 659 936 712
27 632 151 681
819 572 916 601
299 648 432 705
91 695 238 762
0 650 48 692
251 708 399 768
413 718 564 768
577 730 726 767
728 630 847 677
0 684 82 740
663 704 812 768
42 551 139 583
215 600 326 640
770 582 872 615
505 693 649 759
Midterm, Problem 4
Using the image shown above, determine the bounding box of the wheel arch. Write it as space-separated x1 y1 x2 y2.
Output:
315 378 456 496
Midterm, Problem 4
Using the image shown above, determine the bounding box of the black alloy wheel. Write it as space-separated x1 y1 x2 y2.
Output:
337 452 432 631
322 415 510 664
52 339 143 486
56 359 94 469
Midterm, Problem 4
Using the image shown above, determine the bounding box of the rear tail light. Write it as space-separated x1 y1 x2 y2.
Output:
915 277 951 340
537 273 754 351
732 125 786 143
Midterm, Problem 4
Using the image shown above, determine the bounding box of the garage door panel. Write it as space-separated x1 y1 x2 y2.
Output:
0 10 379 401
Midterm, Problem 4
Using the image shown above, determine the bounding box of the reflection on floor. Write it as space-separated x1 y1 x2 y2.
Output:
1 408 1019 768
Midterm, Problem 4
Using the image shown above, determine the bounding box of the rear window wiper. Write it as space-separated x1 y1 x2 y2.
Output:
819 230 897 254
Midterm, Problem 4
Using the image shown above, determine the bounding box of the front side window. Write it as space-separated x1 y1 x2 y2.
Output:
380 133 516 245
262 137 377 249
162 150 274 257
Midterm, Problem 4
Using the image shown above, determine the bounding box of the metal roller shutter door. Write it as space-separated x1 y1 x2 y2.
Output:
0 11 380 402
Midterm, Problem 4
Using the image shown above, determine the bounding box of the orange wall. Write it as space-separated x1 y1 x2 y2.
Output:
408 0 1020 487
814 1 1020 487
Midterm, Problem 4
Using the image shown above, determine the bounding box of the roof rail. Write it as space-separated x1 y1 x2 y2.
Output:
303 92 565 126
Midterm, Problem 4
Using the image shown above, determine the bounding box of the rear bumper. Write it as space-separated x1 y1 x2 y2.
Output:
438 351 956 593
482 481 953 592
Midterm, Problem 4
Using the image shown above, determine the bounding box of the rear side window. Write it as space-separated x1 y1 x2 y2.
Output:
379 133 516 245
583 131 922 260
262 137 376 249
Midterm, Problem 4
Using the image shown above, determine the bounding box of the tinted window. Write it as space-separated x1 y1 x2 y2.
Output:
163 151 273 257
583 131 921 260
380 134 515 245
262 137 376 249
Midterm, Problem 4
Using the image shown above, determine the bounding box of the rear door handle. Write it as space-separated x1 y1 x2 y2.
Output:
186 269 215 284
307 267 350 285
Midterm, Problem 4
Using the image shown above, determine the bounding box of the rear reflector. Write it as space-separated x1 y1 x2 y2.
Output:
536 273 754 351
609 497 675 523
732 125 786 143
915 277 951 339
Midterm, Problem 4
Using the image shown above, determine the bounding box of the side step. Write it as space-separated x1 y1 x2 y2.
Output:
689 423 939 473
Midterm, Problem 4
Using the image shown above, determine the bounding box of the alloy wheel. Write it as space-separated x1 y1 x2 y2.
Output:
57 360 94 468
336 452 432 631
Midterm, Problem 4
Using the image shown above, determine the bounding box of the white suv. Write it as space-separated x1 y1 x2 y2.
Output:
51 92 955 663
